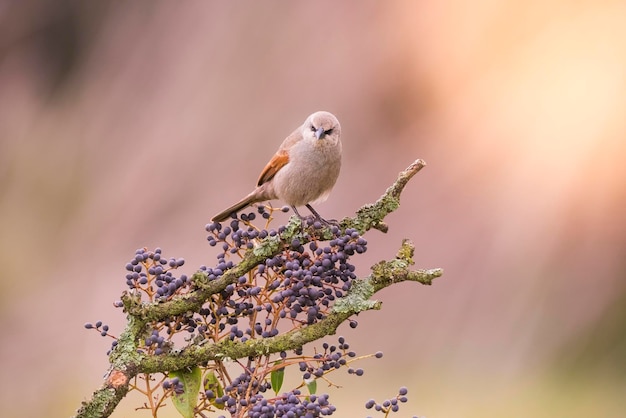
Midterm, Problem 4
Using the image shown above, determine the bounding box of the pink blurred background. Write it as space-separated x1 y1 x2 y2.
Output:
1 1 625 417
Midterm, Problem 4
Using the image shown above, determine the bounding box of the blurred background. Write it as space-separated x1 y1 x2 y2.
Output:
1 1 625 417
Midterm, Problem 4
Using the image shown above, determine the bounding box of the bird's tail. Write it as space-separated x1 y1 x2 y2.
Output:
211 193 261 222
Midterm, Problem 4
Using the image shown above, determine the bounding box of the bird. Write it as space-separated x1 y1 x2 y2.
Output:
211 111 342 223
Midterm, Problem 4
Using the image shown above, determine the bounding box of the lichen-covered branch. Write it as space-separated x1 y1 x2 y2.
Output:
342 159 426 234
74 158 441 418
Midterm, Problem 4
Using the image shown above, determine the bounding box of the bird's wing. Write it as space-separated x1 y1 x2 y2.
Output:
257 149 289 186
256 131 300 186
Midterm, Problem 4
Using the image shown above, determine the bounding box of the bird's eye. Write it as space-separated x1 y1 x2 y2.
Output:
325 128 333 135
310 125 317 132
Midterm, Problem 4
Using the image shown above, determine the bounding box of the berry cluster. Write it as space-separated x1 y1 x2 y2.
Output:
204 335 372 414
298 336 359 381
162 377 185 395
197 337 369 417
365 386 410 416
204 206 367 331
84 321 118 354
144 329 169 355
266 228 365 325
123 247 187 300
206 205 287 257
204 370 273 415
84 320 110 337
248 391 335 417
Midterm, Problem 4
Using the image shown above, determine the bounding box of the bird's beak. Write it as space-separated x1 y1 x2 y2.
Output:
315 126 325 140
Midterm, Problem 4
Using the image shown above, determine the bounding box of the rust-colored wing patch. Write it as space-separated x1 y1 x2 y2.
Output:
257 150 289 186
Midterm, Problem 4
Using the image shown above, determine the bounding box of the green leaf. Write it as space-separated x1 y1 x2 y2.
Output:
204 371 225 410
305 378 317 395
170 367 201 418
271 362 285 394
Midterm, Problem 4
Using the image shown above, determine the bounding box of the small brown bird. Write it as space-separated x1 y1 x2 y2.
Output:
212 111 342 223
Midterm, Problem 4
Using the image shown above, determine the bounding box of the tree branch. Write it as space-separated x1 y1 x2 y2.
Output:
74 158 440 418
